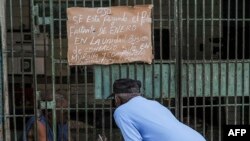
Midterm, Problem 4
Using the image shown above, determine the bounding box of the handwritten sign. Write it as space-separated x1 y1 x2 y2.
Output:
67 5 153 65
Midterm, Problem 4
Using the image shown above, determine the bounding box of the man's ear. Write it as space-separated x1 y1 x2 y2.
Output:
115 96 121 107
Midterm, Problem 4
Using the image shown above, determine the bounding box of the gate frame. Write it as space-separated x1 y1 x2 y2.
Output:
0 0 11 140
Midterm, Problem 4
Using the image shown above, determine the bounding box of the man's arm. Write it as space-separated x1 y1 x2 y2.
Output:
27 120 47 141
114 112 142 141
37 121 47 141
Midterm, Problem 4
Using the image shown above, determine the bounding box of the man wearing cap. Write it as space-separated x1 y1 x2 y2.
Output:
24 93 69 141
108 78 206 141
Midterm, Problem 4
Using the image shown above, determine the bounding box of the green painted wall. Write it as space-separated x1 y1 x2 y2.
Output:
182 62 250 97
94 63 176 99
95 62 250 99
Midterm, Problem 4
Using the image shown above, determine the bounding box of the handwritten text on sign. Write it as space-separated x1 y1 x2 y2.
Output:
67 5 153 65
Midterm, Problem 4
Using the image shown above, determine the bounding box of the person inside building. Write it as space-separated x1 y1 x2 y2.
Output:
24 92 69 141
108 78 206 141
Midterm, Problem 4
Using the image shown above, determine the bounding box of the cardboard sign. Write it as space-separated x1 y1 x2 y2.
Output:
67 5 153 65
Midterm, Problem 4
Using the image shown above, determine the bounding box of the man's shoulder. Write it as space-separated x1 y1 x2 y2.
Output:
114 104 127 115
113 103 135 119
114 97 148 116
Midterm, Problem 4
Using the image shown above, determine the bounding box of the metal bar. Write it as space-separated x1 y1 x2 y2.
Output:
0 1 5 140
41 1 50 141
218 0 222 140
57 1 68 141
67 64 71 141
168 0 171 60
31 0 39 140
151 0 155 99
8 12 250 23
186 0 190 125
48 0 57 140
193 0 197 130
100 1 107 139
182 60 250 63
234 0 238 125
178 0 183 121
248 61 250 130
181 104 249 108
0 23 2 141
187 0 190 124
91 1 97 140
248 72 250 127
180 18 250 21
8 0 17 140
101 66 105 138
93 79 97 140
20 0 27 140
0 0 10 140
210 0 214 140
58 0 63 86
201 0 207 138
241 0 246 125
167 0 172 109
109 66 113 141
66 0 72 135
19 1 26 141
174 0 179 118
225 0 231 125
75 66 80 141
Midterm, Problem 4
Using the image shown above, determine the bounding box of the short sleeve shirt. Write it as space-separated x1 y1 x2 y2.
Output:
114 96 206 141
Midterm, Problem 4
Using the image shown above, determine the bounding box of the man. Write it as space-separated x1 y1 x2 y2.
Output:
24 92 69 141
108 78 206 141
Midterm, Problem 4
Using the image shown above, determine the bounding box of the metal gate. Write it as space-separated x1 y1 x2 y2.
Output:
1 0 250 141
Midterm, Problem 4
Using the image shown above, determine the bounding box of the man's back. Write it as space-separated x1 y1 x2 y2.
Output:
114 96 206 141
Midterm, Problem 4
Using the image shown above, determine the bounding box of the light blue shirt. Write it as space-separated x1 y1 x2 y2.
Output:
114 96 206 141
